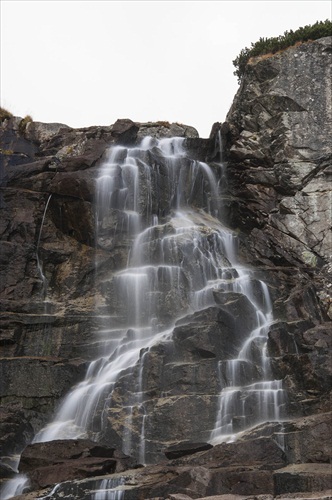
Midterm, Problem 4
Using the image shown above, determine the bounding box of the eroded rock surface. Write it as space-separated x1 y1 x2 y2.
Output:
220 36 332 419
0 118 199 467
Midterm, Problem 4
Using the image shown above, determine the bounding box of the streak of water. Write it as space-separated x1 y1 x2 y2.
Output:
0 474 30 500
36 194 52 300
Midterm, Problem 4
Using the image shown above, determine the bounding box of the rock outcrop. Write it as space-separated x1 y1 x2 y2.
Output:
220 36 332 420
4 413 332 499
0 37 331 499
0 118 200 470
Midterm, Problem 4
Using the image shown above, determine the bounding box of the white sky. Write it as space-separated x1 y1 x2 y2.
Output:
1 1 331 138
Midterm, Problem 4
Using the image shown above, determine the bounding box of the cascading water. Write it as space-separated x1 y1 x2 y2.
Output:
0 474 30 500
209 271 285 443
37 476 125 500
36 194 52 301
26 135 286 497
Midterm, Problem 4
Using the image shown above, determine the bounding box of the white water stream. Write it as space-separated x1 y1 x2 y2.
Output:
36 194 52 300
0 474 30 500
1 136 286 499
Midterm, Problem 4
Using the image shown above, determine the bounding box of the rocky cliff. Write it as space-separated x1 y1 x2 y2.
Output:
222 35 331 414
0 36 331 499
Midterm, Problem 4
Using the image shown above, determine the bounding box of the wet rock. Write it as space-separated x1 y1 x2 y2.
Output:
0 404 35 471
212 290 259 332
173 306 251 360
164 442 213 460
0 462 15 479
19 439 137 490
184 137 214 162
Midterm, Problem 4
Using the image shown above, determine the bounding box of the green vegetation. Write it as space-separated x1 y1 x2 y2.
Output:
0 107 13 122
233 20 332 83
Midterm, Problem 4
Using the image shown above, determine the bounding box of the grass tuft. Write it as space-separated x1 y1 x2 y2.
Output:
0 107 13 122
18 115 33 134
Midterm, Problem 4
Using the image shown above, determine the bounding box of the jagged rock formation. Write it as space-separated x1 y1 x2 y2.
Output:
0 36 331 499
0 118 200 464
222 36 332 419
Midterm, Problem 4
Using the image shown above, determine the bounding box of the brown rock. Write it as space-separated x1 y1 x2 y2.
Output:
19 439 136 490
274 464 332 495
164 442 213 460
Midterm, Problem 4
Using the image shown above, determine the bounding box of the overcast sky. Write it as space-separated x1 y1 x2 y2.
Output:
1 1 331 137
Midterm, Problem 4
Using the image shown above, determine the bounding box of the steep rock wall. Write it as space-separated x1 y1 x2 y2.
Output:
219 36 331 418
0 118 202 465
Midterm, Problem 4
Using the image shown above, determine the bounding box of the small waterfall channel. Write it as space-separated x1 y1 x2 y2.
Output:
0 474 30 500
36 194 52 301
2 136 286 499
0 194 54 500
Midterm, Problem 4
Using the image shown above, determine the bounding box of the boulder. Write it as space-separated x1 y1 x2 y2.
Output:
18 439 137 490
274 464 332 495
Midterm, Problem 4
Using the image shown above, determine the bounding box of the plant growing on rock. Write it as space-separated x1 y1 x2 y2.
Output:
0 106 13 122
233 19 332 83
18 114 33 134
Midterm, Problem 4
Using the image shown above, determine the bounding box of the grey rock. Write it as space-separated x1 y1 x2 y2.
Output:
274 464 332 495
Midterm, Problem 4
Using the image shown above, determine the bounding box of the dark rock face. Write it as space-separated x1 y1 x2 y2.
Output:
0 37 331 499
18 439 137 490
164 442 213 460
220 37 332 420
0 118 198 471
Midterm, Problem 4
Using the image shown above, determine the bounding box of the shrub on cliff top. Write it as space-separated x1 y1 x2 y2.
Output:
233 19 332 83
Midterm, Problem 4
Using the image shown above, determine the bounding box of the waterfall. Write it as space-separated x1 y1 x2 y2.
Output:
209 268 285 443
0 474 30 500
36 193 52 301
32 136 286 466
36 476 125 500
93 477 125 500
